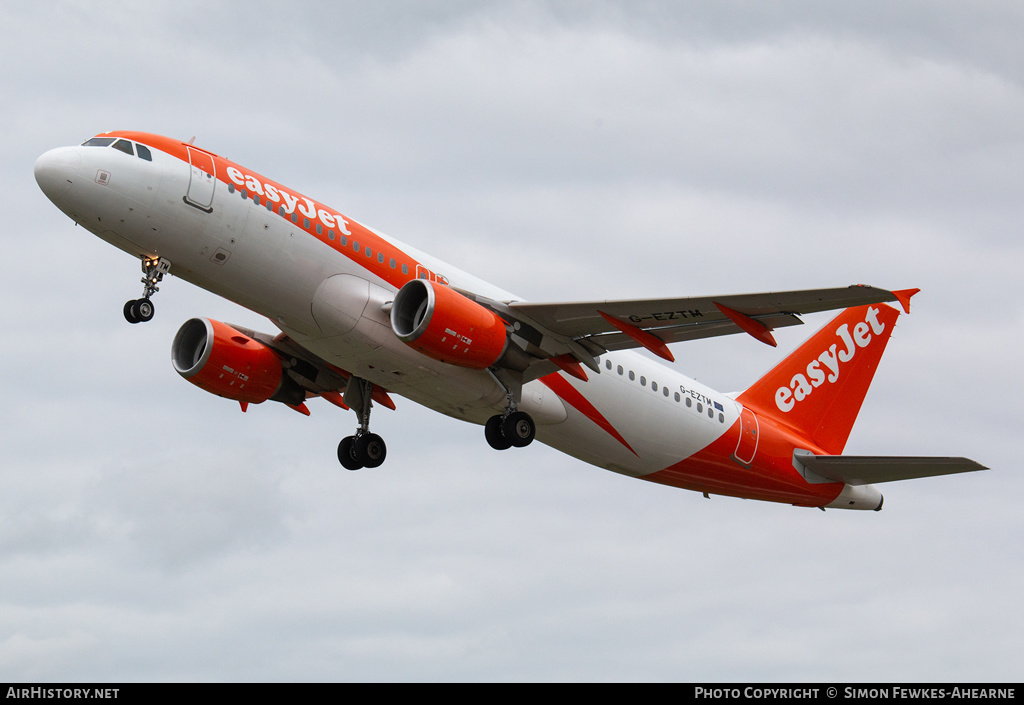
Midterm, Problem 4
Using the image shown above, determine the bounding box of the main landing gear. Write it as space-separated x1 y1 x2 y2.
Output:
484 385 536 451
124 256 171 324
337 377 388 470
338 433 386 470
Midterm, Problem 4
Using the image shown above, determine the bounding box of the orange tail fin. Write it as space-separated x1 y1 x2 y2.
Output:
736 301 907 454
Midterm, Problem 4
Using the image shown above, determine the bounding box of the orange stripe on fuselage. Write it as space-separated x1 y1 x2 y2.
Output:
103 131 439 292
540 373 638 456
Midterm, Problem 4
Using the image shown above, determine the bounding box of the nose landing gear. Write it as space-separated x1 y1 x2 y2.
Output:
123 298 154 324
124 256 171 324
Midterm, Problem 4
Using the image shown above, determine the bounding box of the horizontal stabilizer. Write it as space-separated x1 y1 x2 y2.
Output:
798 454 988 486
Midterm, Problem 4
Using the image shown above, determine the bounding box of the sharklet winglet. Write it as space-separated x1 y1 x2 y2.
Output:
892 288 921 315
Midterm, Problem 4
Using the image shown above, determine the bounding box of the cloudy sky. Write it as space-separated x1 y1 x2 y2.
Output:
2 1 1021 682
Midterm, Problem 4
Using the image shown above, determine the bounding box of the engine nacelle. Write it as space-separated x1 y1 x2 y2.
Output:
390 279 509 369
171 318 303 405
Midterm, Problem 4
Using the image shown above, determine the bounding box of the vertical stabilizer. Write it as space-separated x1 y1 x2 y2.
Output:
736 301 906 454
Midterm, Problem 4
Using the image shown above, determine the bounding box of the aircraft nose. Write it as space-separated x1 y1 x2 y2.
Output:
34 147 81 203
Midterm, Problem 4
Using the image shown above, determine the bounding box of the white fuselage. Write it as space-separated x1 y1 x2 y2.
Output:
37 137 737 483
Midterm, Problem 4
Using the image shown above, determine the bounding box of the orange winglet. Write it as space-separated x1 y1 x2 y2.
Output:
239 401 249 413
892 288 920 314
319 391 350 410
288 403 311 416
550 354 589 382
598 311 675 363
714 303 778 347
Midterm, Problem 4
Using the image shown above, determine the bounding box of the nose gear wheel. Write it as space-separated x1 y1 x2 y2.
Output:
124 257 171 323
124 298 154 324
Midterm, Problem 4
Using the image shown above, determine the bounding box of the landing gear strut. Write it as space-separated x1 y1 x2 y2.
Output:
337 377 388 470
124 256 171 324
484 381 536 451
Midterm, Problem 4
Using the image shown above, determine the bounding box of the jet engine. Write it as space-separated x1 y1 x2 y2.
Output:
171 318 305 406
390 279 510 369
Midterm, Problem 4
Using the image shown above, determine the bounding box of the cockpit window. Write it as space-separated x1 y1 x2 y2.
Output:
111 139 134 156
81 136 154 162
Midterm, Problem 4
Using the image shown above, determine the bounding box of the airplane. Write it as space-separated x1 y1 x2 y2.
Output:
34 131 986 511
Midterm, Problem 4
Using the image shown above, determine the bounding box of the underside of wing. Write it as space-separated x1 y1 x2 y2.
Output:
797 455 988 486
504 285 904 362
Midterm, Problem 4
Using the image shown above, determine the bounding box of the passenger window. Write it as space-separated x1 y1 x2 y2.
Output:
640 376 646 387
402 264 409 275
605 360 612 371
82 137 115 147
652 381 658 392
628 371 635 381
617 365 623 376
663 387 670 397
136 144 152 161
112 139 134 156
390 258 396 269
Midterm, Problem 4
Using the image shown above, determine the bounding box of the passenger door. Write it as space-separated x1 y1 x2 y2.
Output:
184 146 216 212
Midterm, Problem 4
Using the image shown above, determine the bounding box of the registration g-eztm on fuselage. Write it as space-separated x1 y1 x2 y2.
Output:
34 132 986 510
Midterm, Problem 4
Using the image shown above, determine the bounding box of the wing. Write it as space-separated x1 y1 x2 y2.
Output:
231 324 397 413
479 285 910 375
